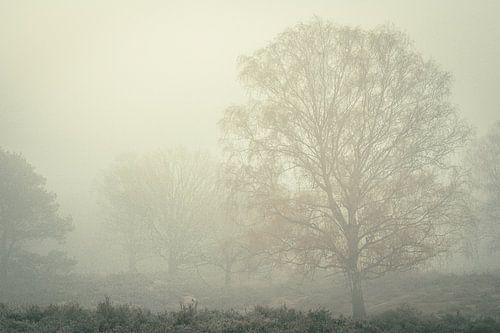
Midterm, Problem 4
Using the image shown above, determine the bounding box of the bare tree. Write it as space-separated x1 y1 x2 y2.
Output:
100 149 217 278
99 154 153 273
202 209 247 289
203 228 248 290
220 20 472 319
201 185 264 290
139 149 217 279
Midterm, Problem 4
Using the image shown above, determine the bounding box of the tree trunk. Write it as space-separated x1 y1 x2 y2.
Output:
348 269 366 320
345 219 365 320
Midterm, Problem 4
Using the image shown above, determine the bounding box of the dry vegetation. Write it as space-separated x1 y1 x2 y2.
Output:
1 270 500 319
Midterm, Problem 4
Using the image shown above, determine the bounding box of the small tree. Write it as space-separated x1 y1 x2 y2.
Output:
221 20 471 319
99 154 153 273
201 186 258 290
138 149 217 279
101 150 216 278
203 229 248 289
0 148 72 282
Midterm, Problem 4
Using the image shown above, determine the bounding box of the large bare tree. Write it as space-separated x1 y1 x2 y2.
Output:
220 20 472 319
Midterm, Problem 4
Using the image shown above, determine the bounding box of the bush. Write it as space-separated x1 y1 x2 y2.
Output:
0 299 498 332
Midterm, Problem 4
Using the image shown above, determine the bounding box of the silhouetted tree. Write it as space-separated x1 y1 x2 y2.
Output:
221 20 472 319
0 148 72 283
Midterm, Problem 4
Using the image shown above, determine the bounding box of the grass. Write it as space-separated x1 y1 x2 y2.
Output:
1 270 500 324
0 299 499 332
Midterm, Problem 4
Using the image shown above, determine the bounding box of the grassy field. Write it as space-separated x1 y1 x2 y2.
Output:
1 270 500 332
1 270 500 319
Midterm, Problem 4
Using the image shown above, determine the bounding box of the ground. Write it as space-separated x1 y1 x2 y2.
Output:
1 269 499 319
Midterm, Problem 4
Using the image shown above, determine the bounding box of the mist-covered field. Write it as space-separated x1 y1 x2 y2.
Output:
1 1 500 332
2 269 500 317
2 270 500 332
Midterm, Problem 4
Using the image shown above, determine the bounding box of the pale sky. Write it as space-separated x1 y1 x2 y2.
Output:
0 0 499 211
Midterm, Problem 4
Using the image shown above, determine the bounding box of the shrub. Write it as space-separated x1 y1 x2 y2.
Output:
0 299 499 332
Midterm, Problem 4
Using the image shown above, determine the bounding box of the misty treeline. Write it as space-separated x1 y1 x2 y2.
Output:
1 19 499 320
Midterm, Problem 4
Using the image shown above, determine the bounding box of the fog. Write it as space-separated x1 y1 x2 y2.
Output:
0 0 500 324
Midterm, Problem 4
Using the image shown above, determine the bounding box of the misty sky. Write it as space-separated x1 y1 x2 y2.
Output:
1 0 499 208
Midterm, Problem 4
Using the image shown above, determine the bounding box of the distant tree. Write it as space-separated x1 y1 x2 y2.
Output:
471 121 500 252
221 20 472 319
201 187 256 290
99 154 153 273
0 148 73 283
125 149 217 279
203 227 247 290
101 150 217 278
144 150 217 279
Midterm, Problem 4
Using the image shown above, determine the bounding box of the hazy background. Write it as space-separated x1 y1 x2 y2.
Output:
0 0 499 272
